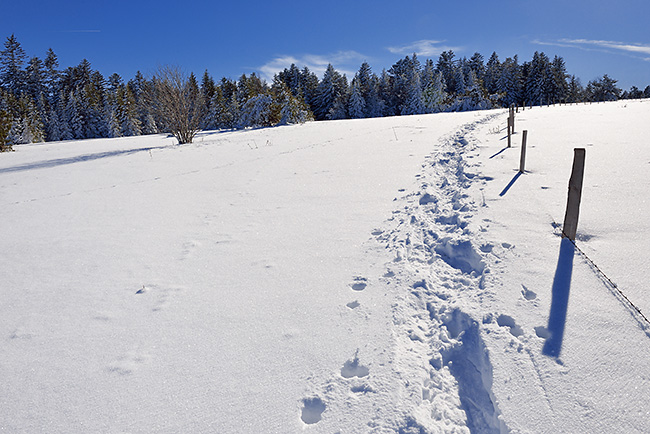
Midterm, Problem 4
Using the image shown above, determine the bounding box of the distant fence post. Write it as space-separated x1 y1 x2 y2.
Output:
562 148 586 240
507 117 512 147
519 130 528 173
510 106 515 133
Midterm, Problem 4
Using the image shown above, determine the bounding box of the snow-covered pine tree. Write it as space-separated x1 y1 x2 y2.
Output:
55 91 72 140
566 75 584 103
448 70 492 112
313 64 347 121
525 51 550 106
436 50 456 95
65 91 84 140
7 94 44 144
83 71 107 138
355 61 381 118
484 52 501 95
0 34 27 96
497 56 521 107
119 86 141 136
347 79 366 119
46 105 62 142
377 69 392 116
453 67 466 97
0 90 12 151
388 54 422 116
238 93 274 128
423 71 447 113
43 48 60 103
401 69 424 116
468 52 486 86
550 55 569 104
272 80 312 125
25 57 46 102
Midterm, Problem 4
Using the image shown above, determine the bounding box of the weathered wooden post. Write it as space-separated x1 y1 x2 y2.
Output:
562 148 586 240
519 130 528 173
507 116 512 147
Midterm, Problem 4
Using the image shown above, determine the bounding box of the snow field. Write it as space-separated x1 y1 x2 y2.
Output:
2 100 650 433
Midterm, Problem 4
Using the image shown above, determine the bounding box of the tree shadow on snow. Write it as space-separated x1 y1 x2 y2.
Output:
0 147 162 174
542 237 575 358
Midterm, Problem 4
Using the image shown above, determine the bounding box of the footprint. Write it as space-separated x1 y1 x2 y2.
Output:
535 326 551 339
107 349 149 375
136 284 183 312
351 383 374 394
346 300 360 309
496 314 524 337
180 240 201 260
349 276 368 292
521 285 537 300
341 352 370 378
9 327 34 340
300 397 326 424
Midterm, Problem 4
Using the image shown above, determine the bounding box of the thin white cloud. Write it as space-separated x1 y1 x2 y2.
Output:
533 38 650 61
258 51 367 82
386 39 461 57
58 30 101 33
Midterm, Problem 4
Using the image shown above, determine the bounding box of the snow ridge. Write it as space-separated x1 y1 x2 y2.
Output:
377 114 508 433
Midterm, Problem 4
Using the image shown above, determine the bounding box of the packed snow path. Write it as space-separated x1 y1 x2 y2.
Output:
2 101 650 433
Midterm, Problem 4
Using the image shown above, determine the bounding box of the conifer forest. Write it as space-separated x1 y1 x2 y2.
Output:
1 33 648 150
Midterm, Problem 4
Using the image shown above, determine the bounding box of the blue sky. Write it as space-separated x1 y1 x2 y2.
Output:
3 0 649 89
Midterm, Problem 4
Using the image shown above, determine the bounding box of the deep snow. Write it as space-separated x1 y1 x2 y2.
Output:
1 100 649 433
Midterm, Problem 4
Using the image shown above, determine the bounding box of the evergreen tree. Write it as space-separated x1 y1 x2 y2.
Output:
43 48 60 101
272 79 312 125
525 51 550 106
0 34 27 95
484 52 501 95
238 93 274 128
354 62 381 118
436 50 456 94
65 91 84 139
448 70 492 112
423 71 447 113
468 52 486 86
0 89 14 150
371 69 389 116
550 55 569 103
586 74 621 102
388 54 422 115
497 56 521 107
567 75 584 103
46 105 63 142
401 69 424 115
313 64 347 121
347 79 366 119
25 57 46 101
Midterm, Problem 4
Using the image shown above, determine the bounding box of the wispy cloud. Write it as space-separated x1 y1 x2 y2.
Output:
57 30 102 33
386 39 461 57
533 38 650 61
258 51 367 82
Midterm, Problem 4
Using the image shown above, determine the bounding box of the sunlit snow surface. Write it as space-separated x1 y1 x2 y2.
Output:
2 101 649 433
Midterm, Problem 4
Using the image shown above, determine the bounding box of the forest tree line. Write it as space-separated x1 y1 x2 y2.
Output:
1 34 648 149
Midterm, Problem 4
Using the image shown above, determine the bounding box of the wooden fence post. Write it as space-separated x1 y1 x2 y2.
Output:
507 117 512 147
510 107 515 133
562 148 586 240
519 130 528 173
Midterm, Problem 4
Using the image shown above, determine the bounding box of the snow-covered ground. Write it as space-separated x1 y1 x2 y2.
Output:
1 100 649 433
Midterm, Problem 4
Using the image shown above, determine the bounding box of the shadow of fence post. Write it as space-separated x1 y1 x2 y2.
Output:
543 238 575 358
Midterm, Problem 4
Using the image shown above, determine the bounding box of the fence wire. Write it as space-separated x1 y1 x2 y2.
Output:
550 221 650 334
